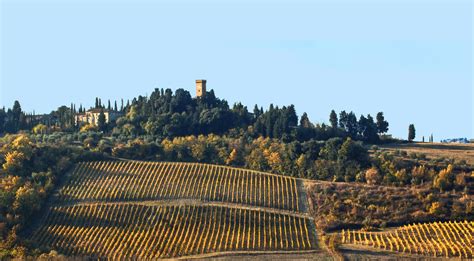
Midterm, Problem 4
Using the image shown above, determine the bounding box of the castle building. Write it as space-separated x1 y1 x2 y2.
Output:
196 79 206 98
75 109 122 126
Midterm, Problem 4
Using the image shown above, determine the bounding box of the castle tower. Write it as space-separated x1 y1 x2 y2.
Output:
196 79 206 98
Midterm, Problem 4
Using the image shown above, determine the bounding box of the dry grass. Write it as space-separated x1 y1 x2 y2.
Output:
378 142 474 166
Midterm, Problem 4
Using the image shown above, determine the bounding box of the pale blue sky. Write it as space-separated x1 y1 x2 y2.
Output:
1 0 472 140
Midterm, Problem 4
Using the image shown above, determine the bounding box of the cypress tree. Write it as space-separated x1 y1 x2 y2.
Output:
300 112 311 128
376 112 389 134
408 124 416 142
253 104 261 119
98 109 107 132
329 110 338 129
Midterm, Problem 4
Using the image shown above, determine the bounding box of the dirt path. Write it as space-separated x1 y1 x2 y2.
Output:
172 250 325 260
56 198 314 219
53 160 317 219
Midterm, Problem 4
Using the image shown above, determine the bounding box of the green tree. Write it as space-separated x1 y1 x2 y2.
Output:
98 110 107 132
376 112 389 134
337 137 369 166
358 114 378 143
408 124 416 142
12 100 25 131
346 112 358 139
0 108 6 133
329 110 338 129
13 184 41 221
339 110 348 130
300 112 312 128
253 104 261 119
319 137 343 161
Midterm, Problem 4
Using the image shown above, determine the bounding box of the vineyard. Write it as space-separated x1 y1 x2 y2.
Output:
341 221 473 258
58 161 301 211
31 204 316 259
28 160 318 258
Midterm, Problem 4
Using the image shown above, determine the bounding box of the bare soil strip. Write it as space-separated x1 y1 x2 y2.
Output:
56 198 314 220
172 249 321 260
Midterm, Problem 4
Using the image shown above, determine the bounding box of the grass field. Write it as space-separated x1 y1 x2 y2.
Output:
378 142 474 165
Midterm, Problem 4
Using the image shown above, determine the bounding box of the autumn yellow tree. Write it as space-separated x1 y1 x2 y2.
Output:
11 135 33 159
3 151 26 176
3 135 34 176
433 164 454 192
32 124 48 135
80 124 99 133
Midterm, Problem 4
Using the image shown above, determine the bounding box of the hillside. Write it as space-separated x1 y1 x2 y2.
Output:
56 161 304 211
25 160 473 259
378 142 474 166
27 161 318 259
339 221 473 258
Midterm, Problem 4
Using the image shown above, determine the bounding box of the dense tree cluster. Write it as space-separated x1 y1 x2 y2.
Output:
108 134 369 182
0 102 28 134
0 97 129 135
103 88 390 145
1 89 391 147
0 134 105 258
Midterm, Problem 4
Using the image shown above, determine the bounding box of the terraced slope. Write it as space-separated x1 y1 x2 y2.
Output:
341 221 473 258
30 161 317 259
58 161 301 211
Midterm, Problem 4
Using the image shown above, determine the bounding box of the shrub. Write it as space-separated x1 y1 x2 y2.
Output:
80 124 98 133
365 167 381 185
428 201 445 215
433 164 455 192
455 173 467 189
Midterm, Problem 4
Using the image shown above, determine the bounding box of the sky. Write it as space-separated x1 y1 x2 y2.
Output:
0 0 472 141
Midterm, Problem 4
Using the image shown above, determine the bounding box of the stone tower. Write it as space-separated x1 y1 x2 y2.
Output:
196 79 206 98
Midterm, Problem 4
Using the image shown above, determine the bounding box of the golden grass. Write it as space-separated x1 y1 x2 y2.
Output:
378 142 474 165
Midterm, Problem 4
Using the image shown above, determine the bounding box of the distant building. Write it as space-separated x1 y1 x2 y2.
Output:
196 79 207 98
440 138 469 144
75 109 122 126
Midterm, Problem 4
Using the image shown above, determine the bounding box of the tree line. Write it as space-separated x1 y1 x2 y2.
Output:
1 88 392 145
